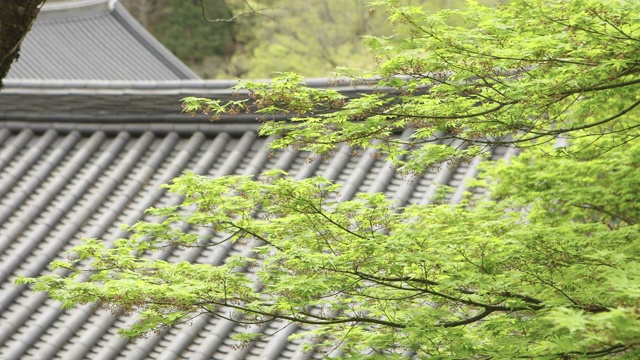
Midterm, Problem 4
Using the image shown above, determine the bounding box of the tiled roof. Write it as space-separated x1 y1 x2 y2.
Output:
0 124 516 360
6 0 200 81
0 1 516 358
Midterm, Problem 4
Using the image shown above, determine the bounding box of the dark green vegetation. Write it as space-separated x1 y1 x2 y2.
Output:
0 0 45 88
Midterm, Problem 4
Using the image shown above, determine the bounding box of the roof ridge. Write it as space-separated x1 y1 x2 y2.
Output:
0 79 377 123
1 77 374 91
40 0 109 15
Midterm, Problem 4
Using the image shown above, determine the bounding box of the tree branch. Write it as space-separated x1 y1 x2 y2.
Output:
199 0 273 23
573 203 636 225
441 308 495 328
0 0 46 88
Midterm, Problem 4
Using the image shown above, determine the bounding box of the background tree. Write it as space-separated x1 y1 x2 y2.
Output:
121 0 240 78
18 0 640 358
236 0 504 78
0 0 46 88
154 0 235 63
121 0 503 78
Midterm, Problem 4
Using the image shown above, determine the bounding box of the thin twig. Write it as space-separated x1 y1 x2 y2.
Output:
200 0 274 23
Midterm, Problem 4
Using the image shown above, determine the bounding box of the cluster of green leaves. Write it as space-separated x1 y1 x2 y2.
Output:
18 0 640 358
18 140 640 357
186 0 640 172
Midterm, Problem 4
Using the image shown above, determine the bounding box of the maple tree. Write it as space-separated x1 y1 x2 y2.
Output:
19 0 640 358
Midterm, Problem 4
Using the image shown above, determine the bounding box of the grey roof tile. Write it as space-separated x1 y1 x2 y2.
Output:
0 132 104 257
0 129 57 194
3 132 82 216
0 128 10 144
53 309 108 359
0 129 33 170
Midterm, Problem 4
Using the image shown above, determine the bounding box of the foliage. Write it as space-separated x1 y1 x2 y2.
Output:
231 0 396 78
184 0 640 172
234 0 503 78
122 0 502 78
121 0 266 77
152 0 235 64
17 0 640 358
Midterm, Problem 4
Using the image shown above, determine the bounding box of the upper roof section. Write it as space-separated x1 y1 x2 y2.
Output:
6 0 200 81
0 78 380 122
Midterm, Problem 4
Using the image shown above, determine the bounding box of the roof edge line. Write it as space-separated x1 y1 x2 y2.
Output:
41 0 108 13
0 120 261 136
110 2 202 80
1 77 373 91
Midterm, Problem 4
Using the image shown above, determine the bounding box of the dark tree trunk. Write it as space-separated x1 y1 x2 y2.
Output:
0 0 46 89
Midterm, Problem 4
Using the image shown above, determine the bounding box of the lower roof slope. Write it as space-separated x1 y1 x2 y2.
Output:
0 1 515 358
6 0 200 81
0 124 516 360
